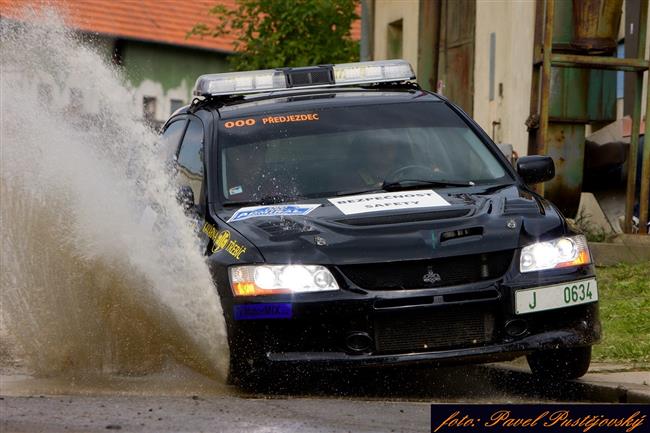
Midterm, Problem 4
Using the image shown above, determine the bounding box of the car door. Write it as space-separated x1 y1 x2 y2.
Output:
175 116 205 211
168 115 211 252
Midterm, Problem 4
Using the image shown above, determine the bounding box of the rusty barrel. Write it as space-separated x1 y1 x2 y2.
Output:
572 0 623 52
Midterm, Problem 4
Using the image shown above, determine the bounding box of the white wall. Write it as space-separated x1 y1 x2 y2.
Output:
473 0 536 156
131 79 192 123
373 0 420 71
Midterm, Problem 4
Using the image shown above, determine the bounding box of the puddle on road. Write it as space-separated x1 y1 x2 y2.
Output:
0 363 539 402
0 361 231 397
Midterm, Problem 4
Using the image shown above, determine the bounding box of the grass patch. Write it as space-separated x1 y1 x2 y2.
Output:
593 263 650 364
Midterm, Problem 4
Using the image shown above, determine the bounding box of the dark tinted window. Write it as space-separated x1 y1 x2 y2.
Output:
218 102 510 204
176 117 204 201
160 119 187 158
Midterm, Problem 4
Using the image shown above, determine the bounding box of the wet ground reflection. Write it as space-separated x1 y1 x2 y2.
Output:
243 362 600 403
2 360 607 403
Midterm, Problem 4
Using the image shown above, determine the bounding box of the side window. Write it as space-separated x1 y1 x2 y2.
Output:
160 119 187 159
176 117 205 202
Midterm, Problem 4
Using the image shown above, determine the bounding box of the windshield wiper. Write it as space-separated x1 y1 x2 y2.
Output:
335 186 385 197
258 194 300 205
223 194 306 207
335 179 474 197
257 194 307 205
381 179 475 191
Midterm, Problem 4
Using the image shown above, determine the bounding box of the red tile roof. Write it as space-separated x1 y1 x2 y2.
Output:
0 0 361 53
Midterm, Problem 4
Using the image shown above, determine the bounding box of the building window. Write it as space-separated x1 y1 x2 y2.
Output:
112 39 125 66
170 99 184 114
37 83 53 105
387 19 403 59
68 88 83 114
616 42 624 99
143 96 157 123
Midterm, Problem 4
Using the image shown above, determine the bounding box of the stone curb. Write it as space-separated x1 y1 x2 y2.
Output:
589 242 650 266
492 364 650 403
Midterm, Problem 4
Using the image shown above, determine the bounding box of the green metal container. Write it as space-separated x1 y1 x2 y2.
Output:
548 67 617 123
543 123 587 218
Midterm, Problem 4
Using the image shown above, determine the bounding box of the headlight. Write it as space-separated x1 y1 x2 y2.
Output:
229 265 339 296
520 235 591 273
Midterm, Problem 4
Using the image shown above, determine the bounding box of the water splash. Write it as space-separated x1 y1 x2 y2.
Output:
0 8 229 381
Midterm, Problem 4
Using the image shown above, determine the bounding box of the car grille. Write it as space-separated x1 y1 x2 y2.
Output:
374 308 496 353
337 250 514 290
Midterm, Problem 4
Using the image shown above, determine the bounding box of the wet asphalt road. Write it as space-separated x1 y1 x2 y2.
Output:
1 363 606 433
4 394 425 433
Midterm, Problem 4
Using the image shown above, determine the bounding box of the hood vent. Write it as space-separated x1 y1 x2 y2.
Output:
503 198 542 215
256 219 317 240
335 208 471 226
440 227 483 243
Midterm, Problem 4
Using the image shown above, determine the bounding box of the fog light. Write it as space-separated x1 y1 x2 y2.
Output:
345 332 373 354
505 319 528 337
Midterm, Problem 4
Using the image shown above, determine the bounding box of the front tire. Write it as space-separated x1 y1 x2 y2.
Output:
527 346 592 380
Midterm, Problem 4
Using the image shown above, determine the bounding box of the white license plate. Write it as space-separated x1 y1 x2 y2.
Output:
515 278 598 315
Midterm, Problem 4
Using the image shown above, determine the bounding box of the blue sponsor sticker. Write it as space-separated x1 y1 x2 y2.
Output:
233 303 293 320
227 204 320 222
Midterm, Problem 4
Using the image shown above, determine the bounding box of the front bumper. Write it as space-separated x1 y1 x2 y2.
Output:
222 266 601 370
267 324 599 367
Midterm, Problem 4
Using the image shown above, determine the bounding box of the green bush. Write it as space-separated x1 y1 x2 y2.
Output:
190 0 360 71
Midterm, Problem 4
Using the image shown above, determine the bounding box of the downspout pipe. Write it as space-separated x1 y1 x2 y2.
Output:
360 0 373 61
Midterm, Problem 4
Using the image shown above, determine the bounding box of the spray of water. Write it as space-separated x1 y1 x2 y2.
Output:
0 8 229 381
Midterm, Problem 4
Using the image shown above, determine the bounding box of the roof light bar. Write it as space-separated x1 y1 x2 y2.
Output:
194 69 286 96
193 60 415 97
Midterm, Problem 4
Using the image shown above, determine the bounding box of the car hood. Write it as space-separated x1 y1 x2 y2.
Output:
213 185 566 265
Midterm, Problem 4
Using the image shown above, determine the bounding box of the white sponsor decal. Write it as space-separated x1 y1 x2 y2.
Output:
328 190 450 215
227 204 321 222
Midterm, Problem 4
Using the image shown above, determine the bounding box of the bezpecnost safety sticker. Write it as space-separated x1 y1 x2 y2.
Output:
227 204 321 222
328 190 450 215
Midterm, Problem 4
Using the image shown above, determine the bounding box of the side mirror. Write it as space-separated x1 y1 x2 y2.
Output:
516 155 555 184
176 185 195 210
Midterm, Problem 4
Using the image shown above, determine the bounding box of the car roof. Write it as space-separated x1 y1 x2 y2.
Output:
191 88 443 120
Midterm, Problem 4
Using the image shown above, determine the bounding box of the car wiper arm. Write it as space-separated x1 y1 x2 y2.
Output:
335 186 385 197
257 194 306 205
223 194 306 207
335 179 474 197
382 179 474 191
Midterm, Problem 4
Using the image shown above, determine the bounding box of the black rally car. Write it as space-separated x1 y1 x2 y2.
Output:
162 60 600 384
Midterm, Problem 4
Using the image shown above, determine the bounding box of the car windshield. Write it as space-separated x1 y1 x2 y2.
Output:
217 101 511 204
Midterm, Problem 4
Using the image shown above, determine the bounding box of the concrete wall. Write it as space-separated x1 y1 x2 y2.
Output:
472 0 536 156
122 41 229 122
36 36 230 124
371 0 536 155
372 0 420 71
